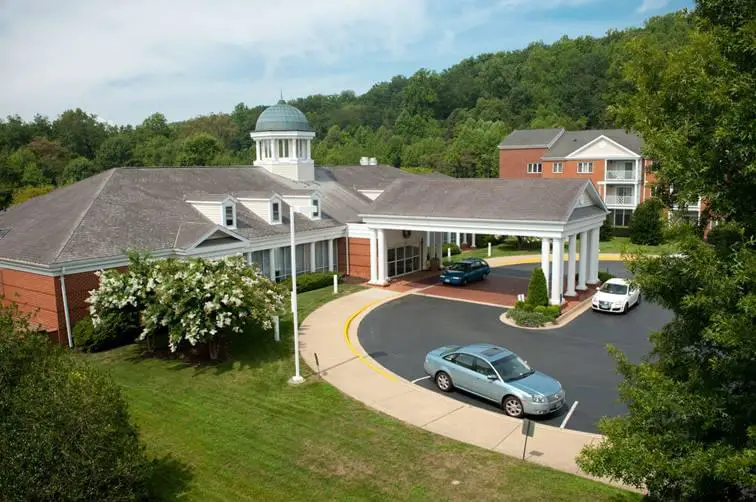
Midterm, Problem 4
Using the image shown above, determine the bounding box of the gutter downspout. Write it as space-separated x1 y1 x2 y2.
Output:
346 236 350 276
60 267 73 348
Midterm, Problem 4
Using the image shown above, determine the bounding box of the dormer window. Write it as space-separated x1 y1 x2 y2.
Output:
311 197 320 220
271 200 281 224
223 202 236 229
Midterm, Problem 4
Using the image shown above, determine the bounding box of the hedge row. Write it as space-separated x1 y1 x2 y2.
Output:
281 271 339 294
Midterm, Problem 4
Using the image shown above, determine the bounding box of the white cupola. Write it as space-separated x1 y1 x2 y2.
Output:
250 100 316 182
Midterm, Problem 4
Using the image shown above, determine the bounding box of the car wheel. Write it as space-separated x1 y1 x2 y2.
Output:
622 303 629 314
435 371 454 392
462 278 468 286
502 396 524 418
636 294 642 307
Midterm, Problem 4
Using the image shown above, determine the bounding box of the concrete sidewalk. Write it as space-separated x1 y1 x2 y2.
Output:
298 262 632 490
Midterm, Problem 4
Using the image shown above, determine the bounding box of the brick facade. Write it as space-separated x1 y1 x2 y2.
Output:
345 237 371 279
0 268 60 340
499 148 547 178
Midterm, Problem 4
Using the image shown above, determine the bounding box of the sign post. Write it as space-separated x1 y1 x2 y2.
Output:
488 242 492 257
521 418 535 461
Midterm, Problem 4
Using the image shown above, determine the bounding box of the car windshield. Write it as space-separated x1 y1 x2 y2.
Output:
491 354 534 381
600 283 628 295
447 263 469 271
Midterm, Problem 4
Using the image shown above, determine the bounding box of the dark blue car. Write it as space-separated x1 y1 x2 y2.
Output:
440 258 490 285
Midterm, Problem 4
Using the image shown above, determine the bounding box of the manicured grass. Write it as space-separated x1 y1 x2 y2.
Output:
87 284 638 502
445 236 672 264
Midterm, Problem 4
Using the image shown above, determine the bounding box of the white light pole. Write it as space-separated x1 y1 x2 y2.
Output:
289 204 313 385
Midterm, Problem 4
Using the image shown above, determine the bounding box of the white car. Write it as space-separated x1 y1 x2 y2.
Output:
592 278 640 314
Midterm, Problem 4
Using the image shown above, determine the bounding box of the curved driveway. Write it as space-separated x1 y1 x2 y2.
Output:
358 261 672 433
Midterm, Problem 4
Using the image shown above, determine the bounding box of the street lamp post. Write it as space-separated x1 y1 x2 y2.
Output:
288 205 311 385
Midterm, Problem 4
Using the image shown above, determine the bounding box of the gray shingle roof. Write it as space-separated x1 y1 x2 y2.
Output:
363 178 593 222
542 129 643 159
498 129 564 149
0 166 377 266
174 222 219 249
318 164 447 191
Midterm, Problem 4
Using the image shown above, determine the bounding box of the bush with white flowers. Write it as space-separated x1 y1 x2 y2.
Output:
87 253 287 359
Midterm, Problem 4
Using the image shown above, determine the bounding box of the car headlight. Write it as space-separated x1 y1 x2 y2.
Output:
613 301 623 307
531 395 547 403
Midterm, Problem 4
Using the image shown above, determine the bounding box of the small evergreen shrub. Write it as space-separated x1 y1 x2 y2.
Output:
526 267 549 307
598 271 615 283
534 305 561 321
706 222 743 256
282 271 338 294
442 243 461 256
629 198 665 245
514 300 534 311
73 312 139 353
599 218 613 241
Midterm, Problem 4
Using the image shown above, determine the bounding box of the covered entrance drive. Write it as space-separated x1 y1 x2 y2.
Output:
358 178 608 306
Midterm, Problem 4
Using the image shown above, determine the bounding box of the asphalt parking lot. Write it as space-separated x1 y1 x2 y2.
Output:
357 262 673 433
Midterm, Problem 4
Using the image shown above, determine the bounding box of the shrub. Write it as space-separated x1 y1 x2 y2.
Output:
514 300 534 312
475 234 497 247
534 305 561 322
599 218 613 241
442 243 461 256
598 271 615 283
507 308 550 327
281 271 337 294
629 198 665 245
0 303 152 500
706 221 743 256
74 312 140 352
526 267 549 307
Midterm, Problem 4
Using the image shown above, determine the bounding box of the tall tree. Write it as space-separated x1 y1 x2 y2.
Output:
52 109 108 159
95 135 133 169
578 3 756 500
178 133 222 166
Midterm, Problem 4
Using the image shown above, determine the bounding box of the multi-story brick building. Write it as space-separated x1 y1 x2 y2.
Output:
498 128 702 228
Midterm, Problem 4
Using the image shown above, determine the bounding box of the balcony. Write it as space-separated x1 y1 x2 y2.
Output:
605 193 635 207
605 168 638 181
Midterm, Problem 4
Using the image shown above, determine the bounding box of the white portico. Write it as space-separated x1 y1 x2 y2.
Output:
359 178 607 305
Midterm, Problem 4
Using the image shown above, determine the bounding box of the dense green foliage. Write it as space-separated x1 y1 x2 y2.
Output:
578 2 756 499
526 267 549 307
0 12 692 208
629 198 664 245
598 271 615 283
0 303 152 500
507 304 560 328
281 271 338 294
600 218 613 241
73 313 140 353
442 243 461 256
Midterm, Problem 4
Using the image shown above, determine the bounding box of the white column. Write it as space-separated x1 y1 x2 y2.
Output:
550 238 563 305
269 248 277 281
541 238 550 292
471 232 476 248
272 139 278 161
566 234 577 297
290 139 296 160
328 238 334 272
309 242 316 273
587 228 600 284
577 231 588 290
456 232 461 247
255 141 260 162
377 229 387 284
462 233 468 245
306 139 311 160
424 232 430 268
369 229 378 284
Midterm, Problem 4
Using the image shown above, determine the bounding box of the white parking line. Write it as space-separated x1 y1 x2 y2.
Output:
411 375 431 384
560 401 579 429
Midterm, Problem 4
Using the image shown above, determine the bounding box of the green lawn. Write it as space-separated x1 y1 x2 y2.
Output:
444 236 671 264
87 284 638 502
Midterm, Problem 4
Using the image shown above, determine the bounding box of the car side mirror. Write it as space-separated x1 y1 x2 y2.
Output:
487 374 498 381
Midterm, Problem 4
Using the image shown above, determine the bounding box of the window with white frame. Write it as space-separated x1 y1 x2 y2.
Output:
271 200 281 224
296 139 307 159
577 161 593 174
552 162 564 173
223 203 235 228
249 250 271 277
261 140 272 159
311 198 320 219
314 241 329 272
276 246 291 280
527 163 543 174
295 243 309 274
609 209 633 227
278 139 289 158
387 245 421 277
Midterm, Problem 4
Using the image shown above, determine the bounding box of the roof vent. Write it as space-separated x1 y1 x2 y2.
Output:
360 157 369 166
368 157 377 165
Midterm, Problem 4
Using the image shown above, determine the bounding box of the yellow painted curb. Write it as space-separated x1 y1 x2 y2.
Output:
343 300 399 382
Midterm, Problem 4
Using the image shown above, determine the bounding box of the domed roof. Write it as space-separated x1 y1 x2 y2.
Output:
255 100 312 132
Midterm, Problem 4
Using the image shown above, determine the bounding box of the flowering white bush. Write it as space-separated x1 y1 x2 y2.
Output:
87 253 287 359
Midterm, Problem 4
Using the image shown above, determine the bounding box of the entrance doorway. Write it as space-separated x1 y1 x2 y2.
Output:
388 244 421 278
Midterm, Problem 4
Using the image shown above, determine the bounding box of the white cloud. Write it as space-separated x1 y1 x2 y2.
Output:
637 0 671 13
0 0 430 123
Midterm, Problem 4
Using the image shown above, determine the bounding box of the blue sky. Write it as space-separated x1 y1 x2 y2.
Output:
0 0 692 125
